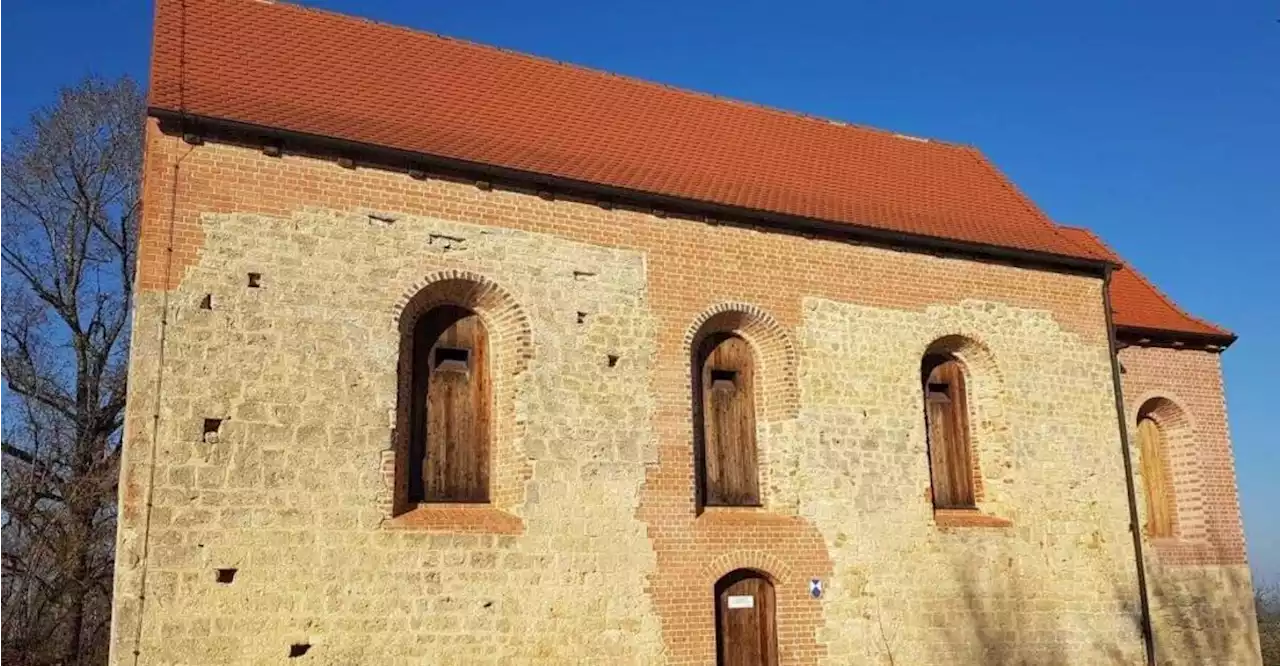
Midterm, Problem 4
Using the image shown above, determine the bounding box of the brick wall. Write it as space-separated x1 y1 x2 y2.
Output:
107 119 1251 664
1119 344 1262 664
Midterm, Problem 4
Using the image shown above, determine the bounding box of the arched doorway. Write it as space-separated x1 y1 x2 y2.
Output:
714 569 777 666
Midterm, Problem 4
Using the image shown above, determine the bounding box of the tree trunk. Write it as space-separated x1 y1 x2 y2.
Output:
2 75 143 666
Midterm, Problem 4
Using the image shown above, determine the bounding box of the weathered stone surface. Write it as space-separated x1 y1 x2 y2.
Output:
117 209 664 664
793 298 1142 664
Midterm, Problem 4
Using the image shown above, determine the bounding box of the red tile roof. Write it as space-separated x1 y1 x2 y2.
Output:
1058 227 1232 341
150 0 1107 263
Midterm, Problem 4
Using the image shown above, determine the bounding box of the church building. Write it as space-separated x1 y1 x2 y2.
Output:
110 0 1261 663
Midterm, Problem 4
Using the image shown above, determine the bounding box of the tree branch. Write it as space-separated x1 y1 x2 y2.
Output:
3 442 37 464
1 75 142 664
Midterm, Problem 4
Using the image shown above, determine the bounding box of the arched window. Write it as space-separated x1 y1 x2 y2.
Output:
694 333 759 507
407 305 491 503
922 352 976 509
1136 416 1174 537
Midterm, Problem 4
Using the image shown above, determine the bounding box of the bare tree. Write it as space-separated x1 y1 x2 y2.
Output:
2 76 144 666
1261 582 1280 665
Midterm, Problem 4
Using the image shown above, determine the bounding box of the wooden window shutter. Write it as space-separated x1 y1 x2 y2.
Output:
923 356 976 509
696 334 760 506
1137 417 1174 537
409 306 490 503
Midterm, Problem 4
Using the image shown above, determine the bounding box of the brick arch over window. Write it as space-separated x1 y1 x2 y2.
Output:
918 334 1007 508
920 334 1004 396
1135 396 1200 540
386 271 533 516
641 303 829 664
684 302 799 422
685 303 799 510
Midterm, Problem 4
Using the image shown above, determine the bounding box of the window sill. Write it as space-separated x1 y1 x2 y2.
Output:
933 508 1012 529
385 503 523 535
699 503 763 512
695 505 804 528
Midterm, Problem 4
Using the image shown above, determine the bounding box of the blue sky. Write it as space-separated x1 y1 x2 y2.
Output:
4 1 1276 579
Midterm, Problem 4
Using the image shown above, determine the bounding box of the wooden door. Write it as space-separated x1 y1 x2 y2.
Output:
1137 417 1174 537
411 306 490 503
697 333 759 506
924 356 975 508
715 570 777 666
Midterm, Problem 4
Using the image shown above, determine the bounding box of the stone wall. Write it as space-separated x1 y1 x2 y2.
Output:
106 119 1242 664
114 206 664 664
1120 345 1262 665
796 298 1141 664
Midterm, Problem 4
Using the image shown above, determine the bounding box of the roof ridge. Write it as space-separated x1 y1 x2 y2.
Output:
253 0 971 150
1064 226 1230 335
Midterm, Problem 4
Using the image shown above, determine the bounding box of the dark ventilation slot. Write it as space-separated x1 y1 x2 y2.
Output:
429 233 465 250
247 273 261 288
710 369 738 391
288 643 311 658
433 347 470 373
199 294 213 310
202 418 223 443
215 568 237 584
607 355 619 368
576 312 588 324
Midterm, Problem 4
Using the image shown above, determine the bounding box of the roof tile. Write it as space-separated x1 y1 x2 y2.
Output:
1057 227 1232 340
150 0 1106 262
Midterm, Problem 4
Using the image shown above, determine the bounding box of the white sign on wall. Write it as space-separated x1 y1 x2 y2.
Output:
726 595 755 609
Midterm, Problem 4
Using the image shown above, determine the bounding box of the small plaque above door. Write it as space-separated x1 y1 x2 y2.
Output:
726 595 755 609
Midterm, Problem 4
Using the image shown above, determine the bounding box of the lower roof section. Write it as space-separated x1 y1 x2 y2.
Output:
1058 227 1234 348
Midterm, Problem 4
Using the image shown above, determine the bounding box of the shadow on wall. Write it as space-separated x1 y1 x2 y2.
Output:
1147 563 1263 666
913 554 1263 666
865 550 1141 666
